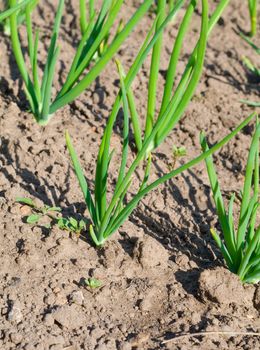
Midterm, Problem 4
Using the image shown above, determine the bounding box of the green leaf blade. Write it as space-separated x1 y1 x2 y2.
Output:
27 214 40 224
65 130 98 226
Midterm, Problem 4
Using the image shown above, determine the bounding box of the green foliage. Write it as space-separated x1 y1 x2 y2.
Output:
57 217 87 240
67 112 255 248
168 0 176 12
0 0 33 22
243 56 260 77
248 0 258 37
66 0 255 248
16 197 88 240
85 278 102 289
7 0 153 125
200 118 260 283
170 145 187 170
16 197 61 225
16 196 36 207
79 0 124 60
173 145 187 158
0 0 38 35
9 0 259 285
129 0 231 154
241 32 260 55
79 0 94 34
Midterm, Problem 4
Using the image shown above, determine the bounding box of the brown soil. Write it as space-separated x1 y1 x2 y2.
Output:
0 1 260 349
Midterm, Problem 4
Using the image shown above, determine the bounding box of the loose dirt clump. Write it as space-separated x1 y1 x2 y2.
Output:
132 235 169 269
198 267 255 305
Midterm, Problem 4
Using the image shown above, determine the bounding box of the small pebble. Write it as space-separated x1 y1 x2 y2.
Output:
69 291 84 305
10 332 23 344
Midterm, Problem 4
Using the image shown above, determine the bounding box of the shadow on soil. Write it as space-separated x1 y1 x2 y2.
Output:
0 137 90 220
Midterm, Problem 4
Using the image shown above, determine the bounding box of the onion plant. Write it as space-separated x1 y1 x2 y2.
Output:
65 0 254 247
200 118 260 283
78 0 124 59
128 0 230 154
66 107 255 247
7 0 153 125
248 0 258 37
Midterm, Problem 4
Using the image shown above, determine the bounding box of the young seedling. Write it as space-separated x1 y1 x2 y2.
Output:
16 197 61 225
7 0 153 125
66 1 255 247
16 197 88 241
57 217 87 242
85 278 102 289
200 119 260 283
248 0 258 37
170 145 187 170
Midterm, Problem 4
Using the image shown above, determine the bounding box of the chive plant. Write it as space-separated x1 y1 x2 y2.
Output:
7 0 153 125
65 0 253 247
248 0 258 37
200 118 260 284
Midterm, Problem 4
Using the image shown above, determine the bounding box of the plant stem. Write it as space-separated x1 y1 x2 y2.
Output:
108 114 256 237
144 0 166 142
9 0 38 116
99 0 209 237
50 0 154 114
0 0 33 21
248 0 258 36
